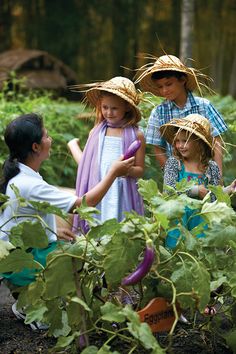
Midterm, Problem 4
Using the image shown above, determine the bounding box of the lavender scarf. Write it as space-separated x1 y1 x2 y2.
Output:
73 120 144 233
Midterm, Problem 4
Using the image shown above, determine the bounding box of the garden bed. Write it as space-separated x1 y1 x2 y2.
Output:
0 287 233 354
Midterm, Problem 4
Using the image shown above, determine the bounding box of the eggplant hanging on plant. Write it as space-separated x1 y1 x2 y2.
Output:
123 139 141 160
121 242 155 286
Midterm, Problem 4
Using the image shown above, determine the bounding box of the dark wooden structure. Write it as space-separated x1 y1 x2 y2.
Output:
0 49 78 92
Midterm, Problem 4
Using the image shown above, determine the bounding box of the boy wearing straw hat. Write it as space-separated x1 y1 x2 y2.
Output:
135 55 227 175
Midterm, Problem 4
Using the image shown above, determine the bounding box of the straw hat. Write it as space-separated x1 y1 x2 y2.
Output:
159 114 214 150
85 76 141 121
135 55 200 96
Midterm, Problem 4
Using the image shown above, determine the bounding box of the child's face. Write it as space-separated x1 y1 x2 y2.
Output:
100 95 128 125
174 130 199 160
155 76 187 103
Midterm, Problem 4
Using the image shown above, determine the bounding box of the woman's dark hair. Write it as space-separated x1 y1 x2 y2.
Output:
151 70 187 81
0 113 44 195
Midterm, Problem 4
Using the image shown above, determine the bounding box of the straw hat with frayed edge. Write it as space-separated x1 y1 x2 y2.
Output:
135 55 204 96
159 114 214 151
84 76 141 121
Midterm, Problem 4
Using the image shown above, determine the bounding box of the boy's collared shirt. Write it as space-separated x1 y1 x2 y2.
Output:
145 92 227 156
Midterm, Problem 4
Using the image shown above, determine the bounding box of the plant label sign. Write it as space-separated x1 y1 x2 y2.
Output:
137 297 179 333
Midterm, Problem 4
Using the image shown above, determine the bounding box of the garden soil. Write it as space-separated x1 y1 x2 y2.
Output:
0 282 233 354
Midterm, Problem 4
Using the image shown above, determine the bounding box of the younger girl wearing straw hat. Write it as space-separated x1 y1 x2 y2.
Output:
69 76 145 233
160 113 235 249
135 55 227 175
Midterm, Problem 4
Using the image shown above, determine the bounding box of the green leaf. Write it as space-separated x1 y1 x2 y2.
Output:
208 185 231 205
152 212 169 230
171 260 210 311
224 329 236 353
55 331 80 350
0 249 41 273
74 197 100 226
200 201 235 224
81 347 99 354
177 177 195 190
98 344 120 354
88 219 121 241
101 302 126 323
157 199 186 220
51 310 71 338
44 253 77 299
27 278 45 305
9 221 49 249
103 232 143 286
123 306 164 352
29 200 68 218
24 301 48 325
203 224 236 248
138 179 159 201
70 296 91 312
44 299 69 337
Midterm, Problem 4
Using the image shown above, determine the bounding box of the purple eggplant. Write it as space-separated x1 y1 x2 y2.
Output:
121 245 155 286
124 140 141 160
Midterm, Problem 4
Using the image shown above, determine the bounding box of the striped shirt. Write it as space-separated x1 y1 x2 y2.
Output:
145 92 227 156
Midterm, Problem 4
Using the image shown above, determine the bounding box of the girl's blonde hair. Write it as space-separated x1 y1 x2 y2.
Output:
95 91 139 127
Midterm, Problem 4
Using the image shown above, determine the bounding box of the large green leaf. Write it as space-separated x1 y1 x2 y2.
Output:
171 260 210 310
200 201 235 224
123 306 164 353
10 221 49 249
224 329 236 353
0 249 40 273
138 179 159 201
44 254 76 299
103 232 143 286
88 219 121 241
101 302 126 323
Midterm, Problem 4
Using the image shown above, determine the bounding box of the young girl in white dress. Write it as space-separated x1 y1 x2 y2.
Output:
69 77 145 233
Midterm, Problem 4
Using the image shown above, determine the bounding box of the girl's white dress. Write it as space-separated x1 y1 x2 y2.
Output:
97 136 123 222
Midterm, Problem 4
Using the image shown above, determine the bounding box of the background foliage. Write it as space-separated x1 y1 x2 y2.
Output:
0 0 236 96
0 83 235 188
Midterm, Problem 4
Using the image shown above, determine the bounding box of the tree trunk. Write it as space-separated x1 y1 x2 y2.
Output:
180 0 195 63
229 48 236 98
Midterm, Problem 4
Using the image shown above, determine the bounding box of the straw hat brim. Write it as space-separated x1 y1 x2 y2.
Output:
139 67 197 96
160 121 213 150
86 87 141 121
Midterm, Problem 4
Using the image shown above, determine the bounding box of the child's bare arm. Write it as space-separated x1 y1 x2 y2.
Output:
70 156 135 210
213 136 223 177
197 185 209 199
67 138 83 164
126 131 145 178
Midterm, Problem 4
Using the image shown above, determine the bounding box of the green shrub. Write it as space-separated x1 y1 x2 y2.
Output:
0 86 93 187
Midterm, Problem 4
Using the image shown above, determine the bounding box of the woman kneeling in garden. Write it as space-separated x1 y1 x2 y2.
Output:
0 113 134 329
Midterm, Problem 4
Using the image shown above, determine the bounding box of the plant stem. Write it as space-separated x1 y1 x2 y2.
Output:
71 257 89 349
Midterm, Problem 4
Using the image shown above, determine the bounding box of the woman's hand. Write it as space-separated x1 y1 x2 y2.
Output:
57 227 76 242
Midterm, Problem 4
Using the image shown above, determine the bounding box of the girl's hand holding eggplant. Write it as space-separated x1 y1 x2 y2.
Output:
110 156 135 178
